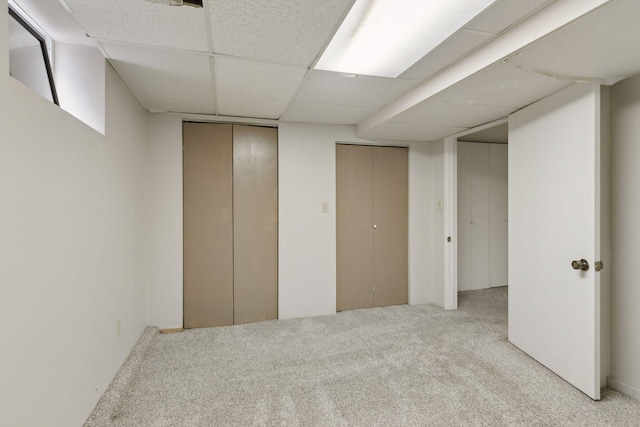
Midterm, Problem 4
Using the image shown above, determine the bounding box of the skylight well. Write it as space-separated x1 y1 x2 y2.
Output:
316 0 497 78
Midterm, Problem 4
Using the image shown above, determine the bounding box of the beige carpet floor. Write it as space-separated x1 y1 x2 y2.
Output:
85 288 640 426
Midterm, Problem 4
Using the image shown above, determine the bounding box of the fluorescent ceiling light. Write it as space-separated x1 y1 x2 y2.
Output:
316 0 497 78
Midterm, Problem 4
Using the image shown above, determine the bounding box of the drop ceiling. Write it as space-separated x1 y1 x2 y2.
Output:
19 0 640 141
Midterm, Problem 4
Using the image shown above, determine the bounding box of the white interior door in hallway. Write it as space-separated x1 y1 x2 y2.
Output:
457 142 508 291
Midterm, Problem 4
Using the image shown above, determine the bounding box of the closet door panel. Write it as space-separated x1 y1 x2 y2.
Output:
373 146 408 307
457 142 474 291
233 125 278 325
470 143 491 290
183 123 234 328
336 144 374 311
489 143 508 287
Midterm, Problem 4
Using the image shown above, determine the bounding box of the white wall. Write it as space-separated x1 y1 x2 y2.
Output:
0 43 149 427
146 119 445 327
409 142 438 306
430 140 445 307
146 113 183 329
609 74 640 400
55 43 106 134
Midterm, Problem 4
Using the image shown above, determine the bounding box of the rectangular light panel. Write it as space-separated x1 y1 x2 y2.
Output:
316 0 497 78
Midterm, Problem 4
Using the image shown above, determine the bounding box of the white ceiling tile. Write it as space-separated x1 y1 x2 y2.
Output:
65 0 208 51
102 42 216 114
391 98 515 128
360 122 466 142
466 0 552 35
508 0 640 86
459 122 508 143
210 0 352 66
215 57 307 119
400 30 494 81
440 63 572 109
282 101 378 125
295 71 420 108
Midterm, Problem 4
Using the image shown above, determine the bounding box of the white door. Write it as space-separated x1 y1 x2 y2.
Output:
489 143 508 288
508 83 602 400
457 142 490 291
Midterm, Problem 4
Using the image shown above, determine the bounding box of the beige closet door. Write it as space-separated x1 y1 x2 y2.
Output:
183 122 234 328
373 146 408 307
336 144 374 311
336 144 408 311
233 125 278 324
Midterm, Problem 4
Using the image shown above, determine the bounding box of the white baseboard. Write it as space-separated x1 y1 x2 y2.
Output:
608 376 640 401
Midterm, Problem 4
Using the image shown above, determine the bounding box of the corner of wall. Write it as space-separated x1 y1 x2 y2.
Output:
146 113 184 329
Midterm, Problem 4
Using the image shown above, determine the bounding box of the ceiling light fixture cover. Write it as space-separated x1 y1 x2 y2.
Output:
316 0 497 78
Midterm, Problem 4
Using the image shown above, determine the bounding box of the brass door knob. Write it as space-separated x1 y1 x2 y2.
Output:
571 259 589 271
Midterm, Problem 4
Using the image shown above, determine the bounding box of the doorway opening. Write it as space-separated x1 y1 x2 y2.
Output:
443 118 508 310
457 125 508 293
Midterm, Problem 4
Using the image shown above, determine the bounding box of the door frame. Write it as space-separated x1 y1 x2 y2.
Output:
443 117 508 310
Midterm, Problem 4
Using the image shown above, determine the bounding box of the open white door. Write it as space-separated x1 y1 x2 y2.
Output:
509 83 602 400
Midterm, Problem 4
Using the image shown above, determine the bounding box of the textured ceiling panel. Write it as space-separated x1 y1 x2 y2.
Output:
295 71 420 108
466 0 551 35
101 42 216 114
459 122 508 143
65 0 208 51
391 99 515 128
282 101 378 125
209 0 353 65
215 57 308 119
440 63 572 109
400 30 493 81
361 123 466 142
508 0 640 86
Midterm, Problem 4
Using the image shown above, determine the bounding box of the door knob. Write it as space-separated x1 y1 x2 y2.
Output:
571 259 589 271
373 224 378 229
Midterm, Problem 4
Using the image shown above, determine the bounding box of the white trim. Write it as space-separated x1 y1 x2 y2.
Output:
444 136 458 310
608 377 640 401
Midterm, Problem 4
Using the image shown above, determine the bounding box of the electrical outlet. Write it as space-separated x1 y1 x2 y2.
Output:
116 319 121 336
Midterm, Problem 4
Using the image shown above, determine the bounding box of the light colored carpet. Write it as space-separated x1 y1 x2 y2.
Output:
85 288 640 426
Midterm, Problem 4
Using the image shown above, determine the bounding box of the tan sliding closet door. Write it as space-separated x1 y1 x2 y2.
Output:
373 146 408 307
336 144 374 311
183 123 234 328
233 125 278 325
